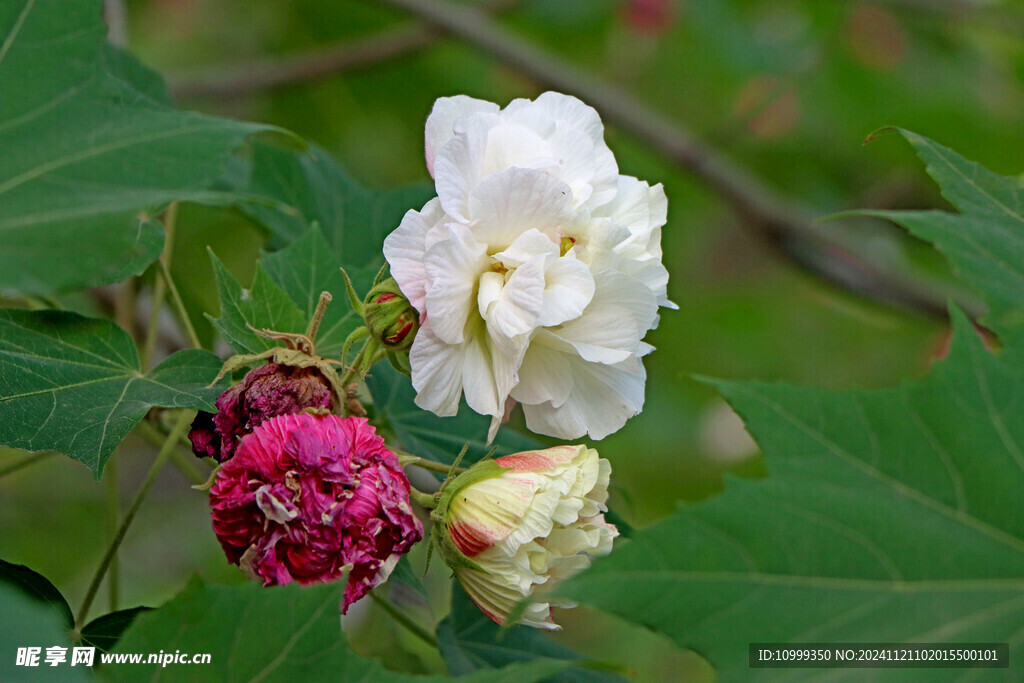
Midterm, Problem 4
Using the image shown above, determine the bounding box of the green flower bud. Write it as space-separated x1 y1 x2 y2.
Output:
363 278 419 351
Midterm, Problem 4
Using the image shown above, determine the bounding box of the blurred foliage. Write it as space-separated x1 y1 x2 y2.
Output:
2 0 1023 679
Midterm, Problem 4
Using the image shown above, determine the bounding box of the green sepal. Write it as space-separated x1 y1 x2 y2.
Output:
207 345 346 413
431 521 489 573
339 267 365 316
385 349 412 376
429 459 512 575
341 325 369 368
371 262 390 288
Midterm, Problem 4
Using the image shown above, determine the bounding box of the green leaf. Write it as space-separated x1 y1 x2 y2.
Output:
438 585 624 682
366 363 544 467
388 555 427 599
101 45 170 104
226 141 433 259
206 252 308 355
103 578 566 682
558 308 1024 680
0 560 89 682
0 559 73 631
260 227 365 358
0 309 227 476
0 0 272 294
81 607 151 654
864 129 1024 343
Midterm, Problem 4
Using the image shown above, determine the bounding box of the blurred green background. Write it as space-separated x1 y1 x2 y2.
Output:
2 0 1022 678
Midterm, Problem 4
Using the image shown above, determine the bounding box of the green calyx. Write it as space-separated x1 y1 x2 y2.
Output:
428 458 510 575
339 268 418 381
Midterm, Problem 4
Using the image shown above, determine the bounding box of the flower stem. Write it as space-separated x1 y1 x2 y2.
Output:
0 451 54 479
338 338 382 390
408 485 439 509
134 418 209 486
369 591 438 648
104 457 120 612
158 258 201 350
74 410 194 633
397 452 467 475
142 202 178 371
304 291 332 344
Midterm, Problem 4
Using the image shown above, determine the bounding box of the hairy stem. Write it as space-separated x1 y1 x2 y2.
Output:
398 452 467 475
159 259 202 350
305 291 333 344
142 202 178 371
134 419 210 486
74 410 194 632
104 458 120 612
408 485 439 509
369 590 438 648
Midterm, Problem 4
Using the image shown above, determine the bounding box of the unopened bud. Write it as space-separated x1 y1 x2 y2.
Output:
364 278 419 351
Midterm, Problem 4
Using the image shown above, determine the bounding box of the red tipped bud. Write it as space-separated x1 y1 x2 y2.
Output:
363 278 419 351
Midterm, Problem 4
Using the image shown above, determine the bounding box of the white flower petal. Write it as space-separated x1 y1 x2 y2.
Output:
467 167 573 249
492 228 559 269
551 271 658 364
533 92 606 145
476 270 504 321
410 318 510 420
425 95 499 177
593 176 666 244
449 474 540 550
382 197 445 312
510 334 573 408
484 257 546 341
434 116 490 222
460 325 504 418
522 354 646 440
409 322 468 416
482 121 557 176
423 223 489 345
537 256 595 328
545 124 600 208
532 93 619 208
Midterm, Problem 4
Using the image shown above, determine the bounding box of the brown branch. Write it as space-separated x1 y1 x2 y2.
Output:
377 0 969 321
169 0 523 101
104 0 128 47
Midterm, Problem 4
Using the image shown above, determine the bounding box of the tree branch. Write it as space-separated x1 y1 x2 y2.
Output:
104 0 128 47
376 0 969 321
169 0 523 101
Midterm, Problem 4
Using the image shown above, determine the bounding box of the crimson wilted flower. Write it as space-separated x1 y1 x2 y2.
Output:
209 413 422 611
189 363 334 462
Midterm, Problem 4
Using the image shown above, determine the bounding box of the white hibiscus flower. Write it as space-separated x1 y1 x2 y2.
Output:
383 92 674 441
